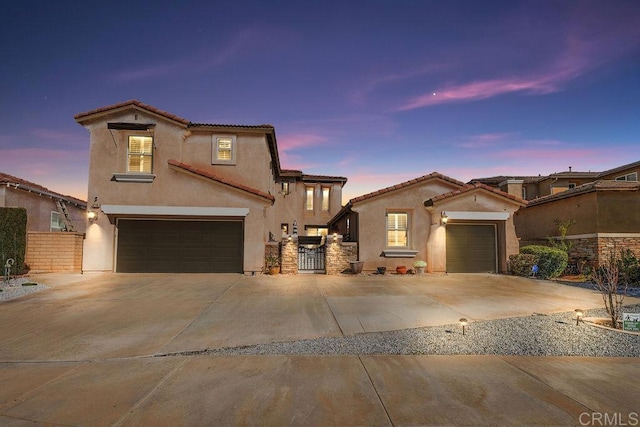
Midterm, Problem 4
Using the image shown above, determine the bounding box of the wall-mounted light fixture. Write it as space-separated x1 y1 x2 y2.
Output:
459 318 468 335
87 196 100 223
441 212 449 225
333 232 338 242
574 309 584 326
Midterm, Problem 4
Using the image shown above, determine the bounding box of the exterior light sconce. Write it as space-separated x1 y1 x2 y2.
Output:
441 212 449 225
287 235 292 242
459 318 468 335
333 233 338 242
87 197 100 223
575 309 584 326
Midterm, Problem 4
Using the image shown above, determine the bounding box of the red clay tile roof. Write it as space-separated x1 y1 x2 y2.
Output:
425 182 526 206
74 100 191 125
526 180 640 207
74 100 278 131
349 172 466 204
0 172 86 206
167 160 275 203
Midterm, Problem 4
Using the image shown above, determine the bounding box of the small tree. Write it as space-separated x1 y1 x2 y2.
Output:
592 246 628 329
547 218 575 253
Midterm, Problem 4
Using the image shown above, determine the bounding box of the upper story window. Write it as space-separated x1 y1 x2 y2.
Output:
282 182 290 195
568 183 576 189
305 186 314 211
127 136 153 173
322 187 330 211
616 172 638 181
386 212 408 247
521 187 527 200
212 135 236 165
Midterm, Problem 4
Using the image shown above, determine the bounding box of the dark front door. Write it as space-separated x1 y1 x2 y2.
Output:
446 224 497 273
116 219 243 273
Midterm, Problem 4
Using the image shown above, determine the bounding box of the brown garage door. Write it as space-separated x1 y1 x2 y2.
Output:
116 220 243 273
446 224 496 273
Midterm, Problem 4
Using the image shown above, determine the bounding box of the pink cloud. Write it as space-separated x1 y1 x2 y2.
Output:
396 74 565 111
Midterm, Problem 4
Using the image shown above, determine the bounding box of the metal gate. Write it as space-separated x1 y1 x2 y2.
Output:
298 244 326 272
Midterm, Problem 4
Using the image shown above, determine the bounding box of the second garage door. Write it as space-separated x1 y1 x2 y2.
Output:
446 224 497 273
116 219 243 273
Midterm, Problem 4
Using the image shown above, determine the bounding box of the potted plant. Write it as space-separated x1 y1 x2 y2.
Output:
396 265 407 274
413 260 427 275
265 254 281 275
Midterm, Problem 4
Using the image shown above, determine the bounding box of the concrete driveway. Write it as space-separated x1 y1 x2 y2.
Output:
1 273 638 425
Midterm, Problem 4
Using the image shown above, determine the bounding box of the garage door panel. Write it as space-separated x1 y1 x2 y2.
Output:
116 220 243 273
446 224 496 273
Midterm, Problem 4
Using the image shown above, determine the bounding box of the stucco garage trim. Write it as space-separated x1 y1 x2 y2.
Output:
101 205 249 217
443 211 510 221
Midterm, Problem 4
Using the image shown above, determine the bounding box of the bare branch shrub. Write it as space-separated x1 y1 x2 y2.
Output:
591 246 628 328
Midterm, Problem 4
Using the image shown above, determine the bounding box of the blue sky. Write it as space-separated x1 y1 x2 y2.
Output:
1 1 639 203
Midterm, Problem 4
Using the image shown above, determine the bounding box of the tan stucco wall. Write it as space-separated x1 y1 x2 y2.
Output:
427 190 521 273
2 189 86 233
515 190 640 239
343 179 522 274
272 181 344 238
351 180 461 272
80 107 343 272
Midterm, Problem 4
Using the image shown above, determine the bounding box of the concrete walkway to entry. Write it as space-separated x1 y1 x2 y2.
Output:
1 273 638 425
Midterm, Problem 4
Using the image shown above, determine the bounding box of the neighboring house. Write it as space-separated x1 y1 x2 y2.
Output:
470 161 640 202
493 160 640 266
470 168 600 201
0 172 86 233
328 173 526 273
514 181 640 267
74 100 346 273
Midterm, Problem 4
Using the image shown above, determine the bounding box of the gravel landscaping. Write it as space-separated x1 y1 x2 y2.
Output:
0 277 48 301
196 304 640 358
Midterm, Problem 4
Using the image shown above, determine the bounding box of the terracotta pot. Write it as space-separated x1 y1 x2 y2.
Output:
350 261 364 274
396 266 407 274
269 266 280 275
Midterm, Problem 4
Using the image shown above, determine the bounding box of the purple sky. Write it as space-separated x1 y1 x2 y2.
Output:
1 1 639 203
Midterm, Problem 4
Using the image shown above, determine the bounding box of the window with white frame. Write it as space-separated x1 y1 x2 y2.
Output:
50 211 65 232
305 186 314 211
616 172 638 181
212 135 236 164
386 212 408 247
127 136 154 173
321 187 330 211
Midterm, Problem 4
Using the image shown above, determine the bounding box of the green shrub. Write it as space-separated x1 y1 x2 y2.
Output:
619 249 640 286
508 254 538 277
0 207 27 276
520 245 568 279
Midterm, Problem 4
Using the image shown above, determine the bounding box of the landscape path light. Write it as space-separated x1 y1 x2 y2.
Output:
575 309 584 326
459 318 468 335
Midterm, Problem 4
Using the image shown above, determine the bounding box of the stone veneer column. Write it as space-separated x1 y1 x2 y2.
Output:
325 235 358 275
280 236 298 274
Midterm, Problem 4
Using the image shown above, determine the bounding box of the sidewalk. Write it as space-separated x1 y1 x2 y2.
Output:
1 355 638 425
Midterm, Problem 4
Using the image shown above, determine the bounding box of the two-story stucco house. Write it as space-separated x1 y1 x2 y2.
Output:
75 100 346 273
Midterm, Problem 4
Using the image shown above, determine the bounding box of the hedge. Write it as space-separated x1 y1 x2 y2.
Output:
508 253 538 277
0 207 27 276
519 245 568 279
